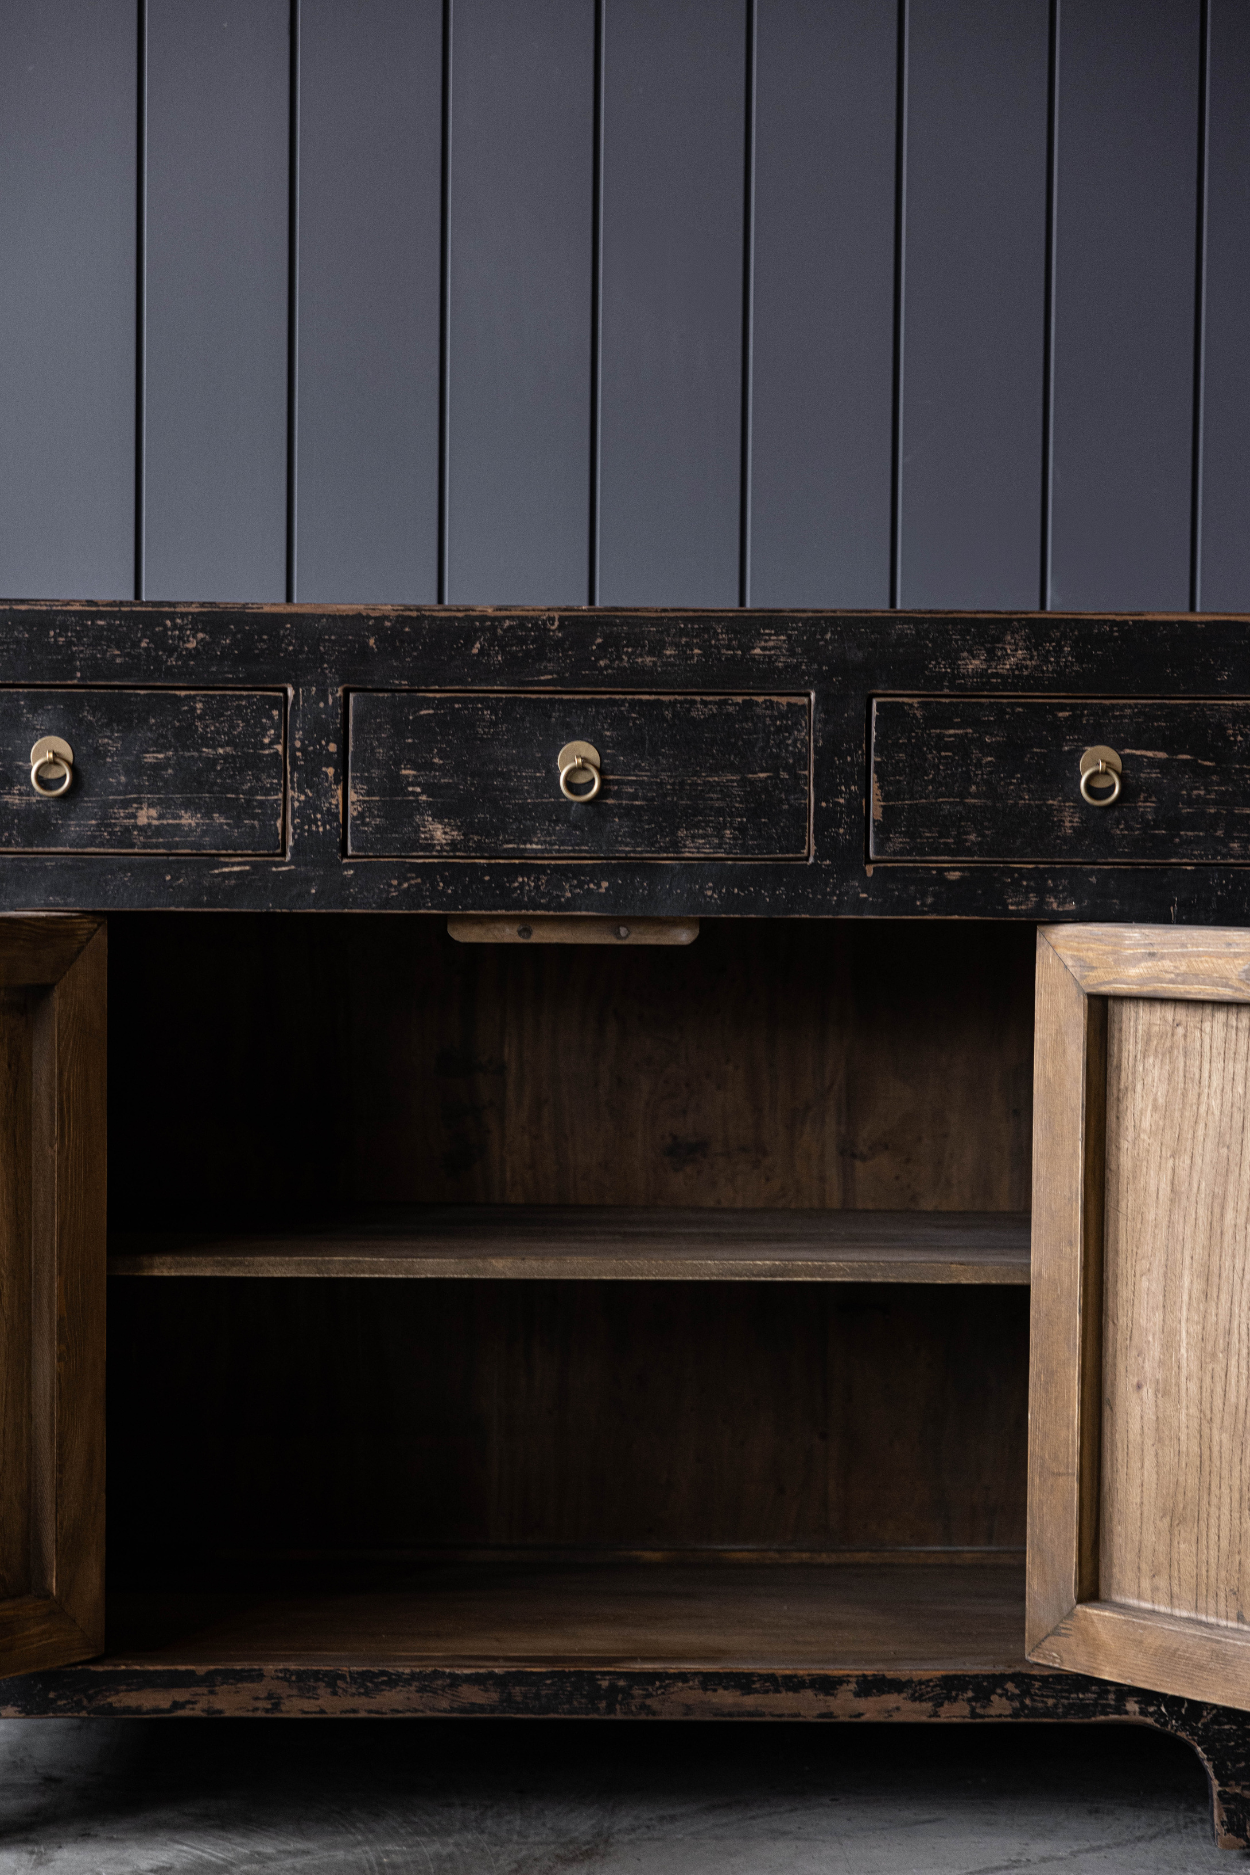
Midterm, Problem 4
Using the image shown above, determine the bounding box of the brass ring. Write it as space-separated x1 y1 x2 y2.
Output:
1079 745 1122 808
1079 763 1120 807
29 737 74 798
559 756 601 801
557 740 602 801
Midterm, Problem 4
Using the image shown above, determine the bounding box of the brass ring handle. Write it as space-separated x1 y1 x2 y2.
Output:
1079 745 1122 808
29 736 74 798
557 740 602 802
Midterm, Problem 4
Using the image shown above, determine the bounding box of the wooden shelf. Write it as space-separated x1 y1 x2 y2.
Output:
102 1556 1027 1673
108 1206 1031 1283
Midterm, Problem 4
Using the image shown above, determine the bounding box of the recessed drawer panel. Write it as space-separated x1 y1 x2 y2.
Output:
0 690 284 853
348 693 811 859
871 699 1250 863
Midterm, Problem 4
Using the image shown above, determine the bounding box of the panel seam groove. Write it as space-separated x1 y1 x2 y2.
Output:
285 0 301 603
1189 0 1211 613
888 0 908 611
738 0 757 609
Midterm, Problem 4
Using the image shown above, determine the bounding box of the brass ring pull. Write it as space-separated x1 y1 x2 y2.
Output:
1079 745 1122 808
29 736 74 798
557 740 602 802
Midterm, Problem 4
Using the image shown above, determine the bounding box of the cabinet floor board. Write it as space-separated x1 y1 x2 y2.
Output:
96 1560 1028 1673
107 1207 1032 1284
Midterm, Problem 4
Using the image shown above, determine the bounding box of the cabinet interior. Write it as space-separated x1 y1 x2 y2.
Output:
104 914 1035 1670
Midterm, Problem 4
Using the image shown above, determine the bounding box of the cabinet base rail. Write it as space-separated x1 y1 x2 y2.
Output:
1 1664 1245 1849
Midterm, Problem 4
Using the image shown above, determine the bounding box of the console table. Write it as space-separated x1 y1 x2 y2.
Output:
1 603 1248 1850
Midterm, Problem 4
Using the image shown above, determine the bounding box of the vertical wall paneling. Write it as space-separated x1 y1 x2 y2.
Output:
1048 0 1201 612
445 0 595 604
294 0 442 603
1196 0 1248 611
0 0 137 600
897 0 1050 610
748 0 897 609
143 1 290 601
597 0 748 607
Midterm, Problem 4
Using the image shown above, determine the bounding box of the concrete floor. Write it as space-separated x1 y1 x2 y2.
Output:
0 1717 1240 1872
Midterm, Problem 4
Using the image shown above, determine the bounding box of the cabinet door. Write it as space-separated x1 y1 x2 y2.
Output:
1029 924 1250 1711
0 915 105 1676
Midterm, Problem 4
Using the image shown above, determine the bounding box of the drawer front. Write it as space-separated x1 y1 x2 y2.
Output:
0 691 284 853
871 698 1250 862
349 693 811 859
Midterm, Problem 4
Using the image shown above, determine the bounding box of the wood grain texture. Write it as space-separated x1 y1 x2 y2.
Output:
104 915 1035 1222
0 917 105 1678
0 691 284 853
447 916 700 946
1044 924 1250 1002
107 1206 1030 1283
347 693 811 859
0 917 103 989
41 926 107 1649
1101 999 1250 1629
94 1559 1027 1672
871 698 1250 862
0 994 33 1600
1026 930 1102 1654
107 1278 1028 1559
1029 1599 1250 1714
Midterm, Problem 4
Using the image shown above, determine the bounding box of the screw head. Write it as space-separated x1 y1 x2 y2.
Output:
517 925 532 940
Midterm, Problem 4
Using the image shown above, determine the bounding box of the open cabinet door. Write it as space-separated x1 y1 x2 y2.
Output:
0 915 105 1677
1029 924 1250 1711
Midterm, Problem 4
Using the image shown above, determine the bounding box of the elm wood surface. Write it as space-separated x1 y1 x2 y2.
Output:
105 916 1035 1223
0 916 105 1678
106 1207 1031 1283
870 697 1250 863
1 604 1250 916
95 1560 1028 1671
1027 924 1250 1716
0 690 284 853
346 692 812 859
106 1280 1029 1560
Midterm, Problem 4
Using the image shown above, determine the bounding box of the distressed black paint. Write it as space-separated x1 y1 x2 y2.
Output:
348 692 811 859
0 605 1247 917
0 689 284 854
870 698 1250 863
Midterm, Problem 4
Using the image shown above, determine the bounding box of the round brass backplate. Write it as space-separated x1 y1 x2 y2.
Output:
557 740 602 801
1079 744 1122 807
29 735 74 798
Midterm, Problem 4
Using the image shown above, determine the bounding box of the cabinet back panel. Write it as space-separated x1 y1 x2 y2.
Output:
107 915 1034 1221
107 1279 1028 1565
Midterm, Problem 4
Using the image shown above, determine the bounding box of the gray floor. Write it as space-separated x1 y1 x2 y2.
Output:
0 1717 1240 1872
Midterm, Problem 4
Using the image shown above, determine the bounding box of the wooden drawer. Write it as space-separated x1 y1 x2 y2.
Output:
0 690 284 853
870 698 1250 863
348 692 812 859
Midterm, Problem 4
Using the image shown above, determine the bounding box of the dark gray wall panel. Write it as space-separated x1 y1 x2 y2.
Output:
144 1 290 601
748 0 896 609
898 0 1050 611
1048 0 1200 612
0 0 136 600
598 0 746 607
295 0 442 603
447 0 595 605
1197 0 1250 612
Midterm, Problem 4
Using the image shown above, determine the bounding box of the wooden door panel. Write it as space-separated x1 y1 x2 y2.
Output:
1028 924 1250 1711
1101 998 1250 1629
0 914 105 1678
